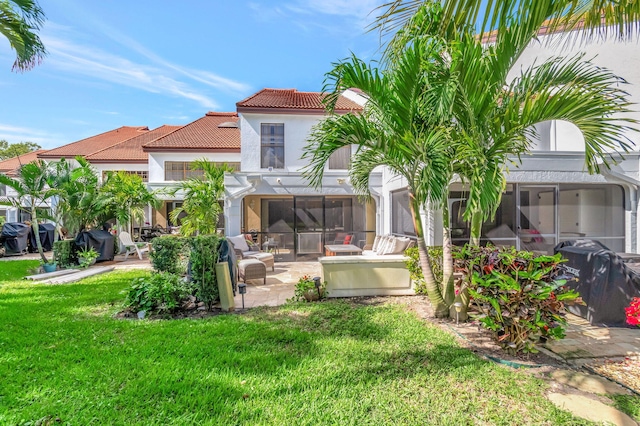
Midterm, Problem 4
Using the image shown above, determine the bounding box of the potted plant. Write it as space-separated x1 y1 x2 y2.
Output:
77 247 99 268
42 260 57 273
291 275 327 302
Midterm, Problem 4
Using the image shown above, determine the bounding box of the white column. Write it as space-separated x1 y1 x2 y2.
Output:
225 197 243 236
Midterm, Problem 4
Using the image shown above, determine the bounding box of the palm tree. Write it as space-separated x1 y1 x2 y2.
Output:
401 5 637 244
302 40 455 317
373 0 640 45
0 159 55 263
0 0 46 71
48 157 101 238
98 171 160 236
170 159 232 236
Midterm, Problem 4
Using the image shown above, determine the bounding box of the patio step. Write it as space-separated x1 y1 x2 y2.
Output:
39 266 115 284
25 269 81 281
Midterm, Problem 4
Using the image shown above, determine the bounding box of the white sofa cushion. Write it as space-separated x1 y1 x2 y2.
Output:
379 236 394 255
228 235 250 253
371 235 382 252
385 237 411 255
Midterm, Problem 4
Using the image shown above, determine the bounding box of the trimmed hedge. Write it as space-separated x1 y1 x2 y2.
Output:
404 246 444 295
150 236 189 275
189 235 222 308
53 240 76 268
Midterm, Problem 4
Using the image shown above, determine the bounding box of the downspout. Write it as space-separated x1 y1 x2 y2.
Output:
224 174 260 235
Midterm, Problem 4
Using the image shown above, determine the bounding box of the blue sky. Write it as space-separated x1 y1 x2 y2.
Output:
0 0 385 149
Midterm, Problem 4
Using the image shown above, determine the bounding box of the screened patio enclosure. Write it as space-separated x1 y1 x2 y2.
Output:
242 195 376 261
449 183 625 253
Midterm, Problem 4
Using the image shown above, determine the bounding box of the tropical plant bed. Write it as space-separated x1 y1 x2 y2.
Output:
373 295 568 369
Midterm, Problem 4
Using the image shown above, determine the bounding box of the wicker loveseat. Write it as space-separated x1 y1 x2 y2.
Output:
226 234 275 271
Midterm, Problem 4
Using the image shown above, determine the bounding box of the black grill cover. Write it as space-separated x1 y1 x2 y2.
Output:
554 240 640 327
28 223 55 252
75 230 115 262
1 222 30 255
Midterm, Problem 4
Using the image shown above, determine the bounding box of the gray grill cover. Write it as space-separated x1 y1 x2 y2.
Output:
1 222 30 255
554 240 640 327
75 230 115 262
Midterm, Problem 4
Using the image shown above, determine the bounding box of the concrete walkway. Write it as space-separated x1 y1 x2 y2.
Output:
232 261 321 308
544 314 640 363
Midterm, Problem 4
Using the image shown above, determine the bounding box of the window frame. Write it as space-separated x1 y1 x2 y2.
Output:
260 123 285 169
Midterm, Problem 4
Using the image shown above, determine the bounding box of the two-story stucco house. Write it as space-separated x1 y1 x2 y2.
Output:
222 88 379 261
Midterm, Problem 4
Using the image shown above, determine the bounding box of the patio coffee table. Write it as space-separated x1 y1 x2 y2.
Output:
324 244 363 256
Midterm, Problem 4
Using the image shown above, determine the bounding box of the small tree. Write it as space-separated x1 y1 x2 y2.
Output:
48 157 101 238
0 160 55 263
98 171 160 235
170 159 231 236
0 140 41 160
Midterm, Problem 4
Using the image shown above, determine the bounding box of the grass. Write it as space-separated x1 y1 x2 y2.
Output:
0 267 628 425
0 259 40 281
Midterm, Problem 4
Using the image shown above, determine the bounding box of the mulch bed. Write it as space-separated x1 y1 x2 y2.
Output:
588 357 640 394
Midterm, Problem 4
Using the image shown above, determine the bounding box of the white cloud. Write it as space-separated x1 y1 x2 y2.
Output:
43 35 220 109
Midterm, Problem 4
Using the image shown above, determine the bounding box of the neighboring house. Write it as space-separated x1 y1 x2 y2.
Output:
38 126 150 162
225 88 379 261
0 149 48 223
144 112 242 230
85 125 182 183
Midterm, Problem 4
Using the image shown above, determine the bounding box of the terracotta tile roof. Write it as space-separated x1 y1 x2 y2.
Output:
236 88 363 114
39 126 149 159
0 149 48 177
480 18 588 44
143 112 240 151
85 125 182 163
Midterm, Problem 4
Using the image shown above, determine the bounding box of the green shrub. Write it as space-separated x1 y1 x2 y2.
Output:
405 246 444 295
53 240 76 268
124 272 194 313
189 235 222 308
454 245 581 353
289 274 327 302
77 247 99 268
150 236 189 274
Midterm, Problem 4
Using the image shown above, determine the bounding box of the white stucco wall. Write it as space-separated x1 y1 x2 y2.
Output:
240 113 326 172
509 28 640 152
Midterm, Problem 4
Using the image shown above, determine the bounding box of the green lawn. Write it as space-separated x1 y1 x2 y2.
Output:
0 265 614 425
0 259 40 281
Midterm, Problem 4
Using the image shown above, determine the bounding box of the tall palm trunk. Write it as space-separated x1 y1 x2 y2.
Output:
469 212 482 246
441 202 455 305
30 196 47 264
410 195 448 317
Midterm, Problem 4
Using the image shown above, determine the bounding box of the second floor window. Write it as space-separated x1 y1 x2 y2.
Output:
328 145 352 170
102 171 148 182
0 184 5 196
261 123 284 169
165 161 240 181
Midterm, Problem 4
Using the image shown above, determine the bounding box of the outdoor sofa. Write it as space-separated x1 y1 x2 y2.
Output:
320 235 415 298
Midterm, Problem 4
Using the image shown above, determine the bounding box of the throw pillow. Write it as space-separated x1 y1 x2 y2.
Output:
377 236 391 254
371 235 382 252
228 235 249 252
385 237 411 255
